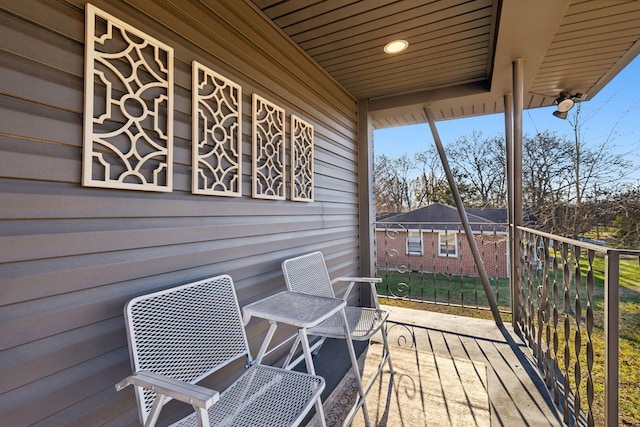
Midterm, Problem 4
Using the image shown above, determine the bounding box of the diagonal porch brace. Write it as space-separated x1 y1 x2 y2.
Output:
423 107 503 326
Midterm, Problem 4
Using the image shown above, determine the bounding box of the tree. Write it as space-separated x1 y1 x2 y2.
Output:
445 130 507 207
374 110 635 239
412 148 451 205
611 186 640 248
374 154 416 213
522 130 573 232
522 105 632 237
374 132 507 213
566 103 632 238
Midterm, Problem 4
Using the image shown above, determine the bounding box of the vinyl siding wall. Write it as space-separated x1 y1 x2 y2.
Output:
0 1 362 424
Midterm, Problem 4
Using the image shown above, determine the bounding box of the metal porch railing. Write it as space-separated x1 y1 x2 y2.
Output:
516 226 639 427
374 221 511 312
514 227 640 426
373 221 638 426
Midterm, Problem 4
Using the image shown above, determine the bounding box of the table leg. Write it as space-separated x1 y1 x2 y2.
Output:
282 333 302 369
254 321 278 364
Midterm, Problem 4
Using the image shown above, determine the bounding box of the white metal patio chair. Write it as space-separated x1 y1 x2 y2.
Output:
281 252 394 426
115 274 325 427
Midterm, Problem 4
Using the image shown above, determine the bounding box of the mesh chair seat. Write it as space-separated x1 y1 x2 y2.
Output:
307 306 389 340
175 365 323 427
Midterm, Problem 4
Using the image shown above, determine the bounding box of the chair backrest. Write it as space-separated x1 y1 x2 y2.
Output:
282 251 336 298
122 274 250 424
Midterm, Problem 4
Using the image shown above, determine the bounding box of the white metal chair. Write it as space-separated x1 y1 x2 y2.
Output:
281 252 394 426
115 274 325 427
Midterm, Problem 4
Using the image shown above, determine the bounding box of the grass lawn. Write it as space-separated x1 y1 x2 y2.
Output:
376 270 512 310
377 256 640 426
582 255 640 426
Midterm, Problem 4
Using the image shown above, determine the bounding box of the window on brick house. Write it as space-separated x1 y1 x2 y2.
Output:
438 231 457 257
406 229 423 255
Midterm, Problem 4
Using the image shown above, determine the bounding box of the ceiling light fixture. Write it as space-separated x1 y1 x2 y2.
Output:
552 92 582 119
384 39 408 54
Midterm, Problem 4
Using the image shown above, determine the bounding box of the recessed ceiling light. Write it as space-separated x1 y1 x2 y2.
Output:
384 39 408 54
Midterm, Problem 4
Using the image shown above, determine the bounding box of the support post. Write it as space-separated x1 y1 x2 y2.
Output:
424 107 503 326
504 93 519 330
604 251 619 427
357 99 376 307
512 58 525 327
504 93 520 332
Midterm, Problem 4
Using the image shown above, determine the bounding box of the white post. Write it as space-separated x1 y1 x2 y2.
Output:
504 93 518 329
512 58 524 327
604 251 619 427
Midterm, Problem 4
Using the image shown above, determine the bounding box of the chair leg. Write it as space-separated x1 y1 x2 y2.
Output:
299 330 327 427
381 322 394 375
194 407 211 427
339 309 371 427
314 395 327 427
359 324 394 402
143 394 167 427
311 336 327 356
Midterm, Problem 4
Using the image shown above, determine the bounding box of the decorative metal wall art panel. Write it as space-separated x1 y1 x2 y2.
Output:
83 4 174 192
192 61 242 196
290 115 314 202
252 94 285 200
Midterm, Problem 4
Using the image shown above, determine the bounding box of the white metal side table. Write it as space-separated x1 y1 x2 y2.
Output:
242 291 346 373
242 291 364 427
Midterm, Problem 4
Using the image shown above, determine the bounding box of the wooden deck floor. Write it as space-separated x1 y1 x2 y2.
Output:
381 306 565 426
310 306 566 426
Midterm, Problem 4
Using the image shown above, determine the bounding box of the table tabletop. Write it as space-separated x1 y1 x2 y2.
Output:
242 291 346 328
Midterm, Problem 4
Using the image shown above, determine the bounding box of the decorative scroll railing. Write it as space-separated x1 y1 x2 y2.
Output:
516 226 639 427
374 221 511 312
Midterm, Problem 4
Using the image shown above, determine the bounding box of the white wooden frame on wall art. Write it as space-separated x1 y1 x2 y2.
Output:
82 3 174 192
192 61 242 197
252 94 285 200
290 115 314 202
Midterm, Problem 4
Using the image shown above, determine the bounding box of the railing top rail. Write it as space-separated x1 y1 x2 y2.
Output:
375 221 508 225
517 225 640 256
375 222 509 234
375 222 509 230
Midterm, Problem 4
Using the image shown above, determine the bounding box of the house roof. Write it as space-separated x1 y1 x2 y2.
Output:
377 202 507 232
466 207 507 223
251 0 640 128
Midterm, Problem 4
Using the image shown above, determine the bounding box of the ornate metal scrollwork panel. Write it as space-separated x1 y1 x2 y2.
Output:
192 61 242 196
252 94 285 200
83 4 174 192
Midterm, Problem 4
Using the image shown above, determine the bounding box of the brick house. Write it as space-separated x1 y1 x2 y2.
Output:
375 203 509 278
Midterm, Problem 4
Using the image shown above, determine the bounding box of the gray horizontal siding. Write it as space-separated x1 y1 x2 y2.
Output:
0 0 363 425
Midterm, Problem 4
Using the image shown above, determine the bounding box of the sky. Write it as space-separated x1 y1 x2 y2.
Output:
374 56 640 186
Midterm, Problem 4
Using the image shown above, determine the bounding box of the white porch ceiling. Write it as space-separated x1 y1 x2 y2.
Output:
251 0 640 128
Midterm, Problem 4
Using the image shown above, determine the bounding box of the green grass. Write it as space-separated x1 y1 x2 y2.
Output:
377 256 640 426
583 225 620 241
580 255 640 426
376 270 512 310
